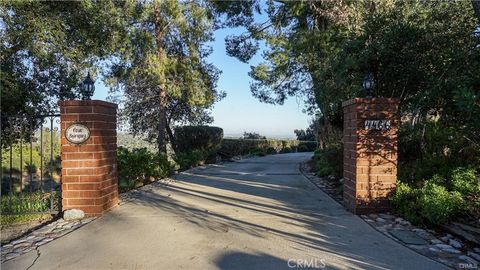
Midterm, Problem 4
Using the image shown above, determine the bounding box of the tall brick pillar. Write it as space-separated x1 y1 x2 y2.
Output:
342 98 399 214
59 100 118 217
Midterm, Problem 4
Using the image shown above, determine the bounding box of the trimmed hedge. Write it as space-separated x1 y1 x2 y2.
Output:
218 139 317 158
174 126 223 153
173 126 223 168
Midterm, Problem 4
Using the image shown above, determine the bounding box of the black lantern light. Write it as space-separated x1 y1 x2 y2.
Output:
362 72 375 99
81 72 95 100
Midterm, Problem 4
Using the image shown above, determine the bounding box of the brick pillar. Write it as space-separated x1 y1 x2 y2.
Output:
342 98 399 214
59 100 118 217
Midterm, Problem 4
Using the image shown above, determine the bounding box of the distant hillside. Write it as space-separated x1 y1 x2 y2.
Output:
117 133 156 151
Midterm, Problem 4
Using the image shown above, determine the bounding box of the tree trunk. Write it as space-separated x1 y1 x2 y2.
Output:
154 1 168 154
166 119 177 153
473 0 480 23
157 90 168 154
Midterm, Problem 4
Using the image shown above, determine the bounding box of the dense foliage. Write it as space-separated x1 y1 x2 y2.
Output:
294 129 315 142
117 147 174 192
174 150 213 171
1 1 226 154
216 1 480 225
173 126 223 153
242 132 266 140
0 1 126 146
219 139 317 158
172 126 223 169
104 1 225 153
312 146 343 178
392 167 479 225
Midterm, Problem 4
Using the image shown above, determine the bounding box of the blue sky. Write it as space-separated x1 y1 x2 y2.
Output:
92 27 311 139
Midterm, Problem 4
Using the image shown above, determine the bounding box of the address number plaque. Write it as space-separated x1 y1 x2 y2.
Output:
364 119 391 131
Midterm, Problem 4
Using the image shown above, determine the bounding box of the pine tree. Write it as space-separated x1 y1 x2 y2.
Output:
106 0 222 154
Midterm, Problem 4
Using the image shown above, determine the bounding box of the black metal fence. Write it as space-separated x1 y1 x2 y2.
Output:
1 114 62 215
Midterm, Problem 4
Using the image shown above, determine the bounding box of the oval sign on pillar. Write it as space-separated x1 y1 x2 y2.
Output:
65 123 91 144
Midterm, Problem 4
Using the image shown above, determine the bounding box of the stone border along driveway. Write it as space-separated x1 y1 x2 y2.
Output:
300 161 480 269
0 217 96 263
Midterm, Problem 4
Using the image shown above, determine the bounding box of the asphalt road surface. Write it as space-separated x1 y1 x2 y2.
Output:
2 153 448 270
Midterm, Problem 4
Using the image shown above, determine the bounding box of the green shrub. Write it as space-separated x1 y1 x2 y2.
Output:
173 126 223 168
450 167 480 218
297 144 309 152
313 145 343 177
265 147 277 155
392 180 467 225
451 167 479 196
174 149 209 170
250 148 266 156
398 122 480 185
280 147 293 153
297 141 317 152
117 147 173 192
422 168 480 220
391 182 424 224
316 158 334 177
174 126 223 153
420 181 465 225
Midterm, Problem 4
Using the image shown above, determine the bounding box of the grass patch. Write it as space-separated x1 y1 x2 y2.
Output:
1 191 60 215
1 214 52 227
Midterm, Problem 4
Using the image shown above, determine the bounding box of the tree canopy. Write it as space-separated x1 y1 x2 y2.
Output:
103 0 224 153
242 132 266 140
1 1 125 116
2 0 479 160
1 1 225 153
0 1 128 146
215 0 479 148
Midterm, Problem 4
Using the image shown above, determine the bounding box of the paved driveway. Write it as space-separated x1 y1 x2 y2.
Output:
2 153 448 270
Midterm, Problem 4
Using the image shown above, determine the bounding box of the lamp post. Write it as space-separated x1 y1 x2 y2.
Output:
81 72 95 100
363 72 375 99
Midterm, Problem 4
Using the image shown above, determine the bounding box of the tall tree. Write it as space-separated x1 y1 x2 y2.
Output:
215 0 479 149
1 1 124 114
213 0 365 148
106 0 221 154
1 1 124 144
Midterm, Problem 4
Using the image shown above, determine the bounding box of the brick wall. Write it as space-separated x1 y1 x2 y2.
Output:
59 100 118 216
342 98 399 214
